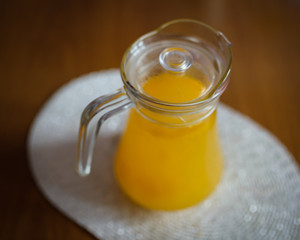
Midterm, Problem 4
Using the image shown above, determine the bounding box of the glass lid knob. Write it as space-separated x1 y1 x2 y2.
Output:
159 47 193 73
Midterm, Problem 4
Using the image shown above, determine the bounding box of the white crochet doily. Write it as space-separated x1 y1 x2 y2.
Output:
28 69 300 240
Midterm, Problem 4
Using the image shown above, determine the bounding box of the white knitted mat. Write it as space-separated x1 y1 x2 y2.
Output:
28 69 300 240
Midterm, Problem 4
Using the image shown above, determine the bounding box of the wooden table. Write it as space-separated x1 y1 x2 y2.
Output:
1 0 299 239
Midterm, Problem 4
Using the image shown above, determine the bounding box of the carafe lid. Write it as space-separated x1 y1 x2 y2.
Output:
121 19 232 103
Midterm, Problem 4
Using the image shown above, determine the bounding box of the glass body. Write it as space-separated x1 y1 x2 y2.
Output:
115 109 222 210
76 19 232 210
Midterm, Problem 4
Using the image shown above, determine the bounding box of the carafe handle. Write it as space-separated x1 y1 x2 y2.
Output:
76 88 132 177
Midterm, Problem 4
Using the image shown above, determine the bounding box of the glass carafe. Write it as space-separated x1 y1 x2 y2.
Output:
77 19 232 210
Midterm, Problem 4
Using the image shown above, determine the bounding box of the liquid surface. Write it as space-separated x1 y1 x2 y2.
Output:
142 72 206 103
114 72 223 210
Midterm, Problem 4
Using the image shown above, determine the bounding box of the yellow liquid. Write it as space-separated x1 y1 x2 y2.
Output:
115 73 223 210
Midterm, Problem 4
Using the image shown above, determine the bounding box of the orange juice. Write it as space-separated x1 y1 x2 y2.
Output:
114 72 223 210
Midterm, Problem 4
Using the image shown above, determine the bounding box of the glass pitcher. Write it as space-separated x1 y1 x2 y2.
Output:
76 19 232 210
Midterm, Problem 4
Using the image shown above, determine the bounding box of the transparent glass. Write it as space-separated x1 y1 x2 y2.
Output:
77 19 232 210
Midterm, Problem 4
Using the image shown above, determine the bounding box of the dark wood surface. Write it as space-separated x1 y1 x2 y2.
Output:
1 0 299 239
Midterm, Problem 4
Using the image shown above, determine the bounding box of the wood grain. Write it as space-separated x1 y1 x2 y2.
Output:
1 0 299 239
